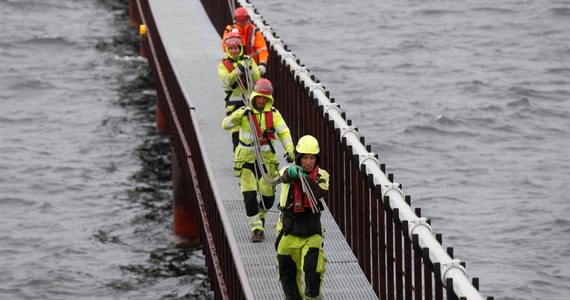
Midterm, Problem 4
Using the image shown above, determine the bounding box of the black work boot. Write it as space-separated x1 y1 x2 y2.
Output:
250 229 264 243
304 272 322 299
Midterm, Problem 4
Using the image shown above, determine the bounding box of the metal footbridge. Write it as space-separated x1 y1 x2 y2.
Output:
129 0 492 299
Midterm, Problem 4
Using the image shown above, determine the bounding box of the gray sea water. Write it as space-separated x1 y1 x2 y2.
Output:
0 0 210 299
253 0 570 299
1 0 569 299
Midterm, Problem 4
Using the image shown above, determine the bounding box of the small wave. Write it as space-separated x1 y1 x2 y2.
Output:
396 40 425 52
402 123 478 138
6 0 69 10
113 54 148 63
506 97 531 108
479 104 503 113
433 114 465 127
507 86 553 100
545 67 570 75
552 218 570 228
21 35 76 47
459 79 491 94
0 197 36 207
519 176 544 189
0 115 42 125
471 7 516 14
92 230 122 244
9 78 55 90
416 9 459 16
548 7 570 17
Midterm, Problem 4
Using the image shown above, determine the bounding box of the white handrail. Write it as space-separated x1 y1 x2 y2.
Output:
238 1 485 299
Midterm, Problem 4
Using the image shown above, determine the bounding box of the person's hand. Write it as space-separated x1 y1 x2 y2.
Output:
287 166 305 180
258 63 266 76
243 106 252 116
284 150 295 163
237 62 246 74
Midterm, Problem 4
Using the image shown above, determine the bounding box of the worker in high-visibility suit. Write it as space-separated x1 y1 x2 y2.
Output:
222 78 295 242
221 7 269 76
275 135 330 300
218 30 260 152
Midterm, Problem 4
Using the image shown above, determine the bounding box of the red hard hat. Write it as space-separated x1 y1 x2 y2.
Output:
254 78 273 95
234 7 249 23
224 31 242 47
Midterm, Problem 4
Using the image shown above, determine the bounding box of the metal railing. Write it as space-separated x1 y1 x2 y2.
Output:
201 0 494 299
131 0 253 298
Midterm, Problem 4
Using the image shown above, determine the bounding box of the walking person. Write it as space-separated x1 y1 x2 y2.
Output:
218 30 260 152
222 78 295 242
275 135 330 300
222 7 269 76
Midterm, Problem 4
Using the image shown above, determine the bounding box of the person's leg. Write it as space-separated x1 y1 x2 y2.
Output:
301 234 326 299
258 176 275 228
240 164 263 241
277 234 304 300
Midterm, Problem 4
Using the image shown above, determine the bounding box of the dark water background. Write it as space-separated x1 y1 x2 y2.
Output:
253 0 570 299
0 0 211 299
2 0 570 299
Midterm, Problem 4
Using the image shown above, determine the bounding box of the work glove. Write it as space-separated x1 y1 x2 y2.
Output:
284 150 295 163
287 166 305 180
243 106 253 116
237 62 246 74
258 63 266 76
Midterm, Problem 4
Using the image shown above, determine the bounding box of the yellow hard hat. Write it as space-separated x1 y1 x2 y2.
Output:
295 135 320 155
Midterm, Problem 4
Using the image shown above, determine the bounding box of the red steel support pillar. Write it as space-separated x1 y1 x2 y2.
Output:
172 145 200 242
155 104 167 134
128 0 140 28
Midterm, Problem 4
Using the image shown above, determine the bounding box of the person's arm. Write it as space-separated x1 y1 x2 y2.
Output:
280 166 294 184
218 59 242 89
310 169 330 209
248 59 261 82
254 30 269 66
221 106 249 130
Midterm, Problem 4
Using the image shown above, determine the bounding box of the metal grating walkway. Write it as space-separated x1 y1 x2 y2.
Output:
147 0 378 298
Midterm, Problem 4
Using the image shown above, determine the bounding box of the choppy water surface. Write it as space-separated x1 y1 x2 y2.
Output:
253 0 570 299
0 0 210 299
2 0 570 299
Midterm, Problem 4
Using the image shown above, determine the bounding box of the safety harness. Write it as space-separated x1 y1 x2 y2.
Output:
251 110 275 146
292 167 320 213
222 58 247 102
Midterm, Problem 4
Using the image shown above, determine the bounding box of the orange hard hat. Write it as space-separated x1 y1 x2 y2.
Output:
254 78 273 95
224 31 242 47
234 7 249 23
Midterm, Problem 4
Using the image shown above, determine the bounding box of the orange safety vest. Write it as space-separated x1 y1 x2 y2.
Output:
225 24 258 63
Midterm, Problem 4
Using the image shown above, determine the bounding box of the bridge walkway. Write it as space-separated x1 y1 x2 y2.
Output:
147 0 379 298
